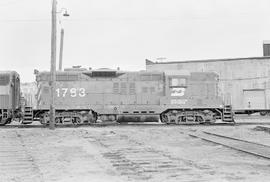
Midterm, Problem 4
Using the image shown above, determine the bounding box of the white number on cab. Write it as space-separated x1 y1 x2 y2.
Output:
56 88 86 97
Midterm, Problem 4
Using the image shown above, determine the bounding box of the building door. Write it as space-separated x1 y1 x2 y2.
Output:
243 89 266 109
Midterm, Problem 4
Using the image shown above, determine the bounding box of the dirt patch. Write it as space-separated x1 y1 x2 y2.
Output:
0 125 270 181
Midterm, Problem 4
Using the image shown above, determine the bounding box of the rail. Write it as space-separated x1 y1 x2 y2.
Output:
189 131 270 160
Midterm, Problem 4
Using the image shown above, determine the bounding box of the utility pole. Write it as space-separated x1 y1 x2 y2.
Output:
59 28 64 71
50 0 57 130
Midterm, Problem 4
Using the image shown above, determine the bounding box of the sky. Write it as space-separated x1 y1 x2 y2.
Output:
1 0 270 82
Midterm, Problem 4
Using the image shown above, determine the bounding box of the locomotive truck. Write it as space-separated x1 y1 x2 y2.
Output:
31 67 234 125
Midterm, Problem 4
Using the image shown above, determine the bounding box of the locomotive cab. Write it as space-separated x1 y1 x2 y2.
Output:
165 70 189 105
160 71 229 124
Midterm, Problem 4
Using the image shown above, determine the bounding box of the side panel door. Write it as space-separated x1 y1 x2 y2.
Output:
243 90 266 109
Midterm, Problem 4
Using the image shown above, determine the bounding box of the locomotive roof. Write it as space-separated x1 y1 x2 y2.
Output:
37 69 164 75
36 69 216 76
0 71 19 76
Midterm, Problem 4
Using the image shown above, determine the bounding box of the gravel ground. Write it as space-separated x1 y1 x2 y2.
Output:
0 119 270 182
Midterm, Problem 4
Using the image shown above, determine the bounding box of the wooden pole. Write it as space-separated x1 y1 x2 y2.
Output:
59 28 64 71
50 0 57 129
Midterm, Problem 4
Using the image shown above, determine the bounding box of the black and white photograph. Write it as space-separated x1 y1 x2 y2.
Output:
1 0 270 181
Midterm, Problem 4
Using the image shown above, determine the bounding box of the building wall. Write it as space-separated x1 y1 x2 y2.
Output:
146 57 270 110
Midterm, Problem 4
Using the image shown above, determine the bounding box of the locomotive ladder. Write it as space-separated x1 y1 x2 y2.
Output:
223 105 234 122
23 106 33 122
223 93 234 122
1 109 8 118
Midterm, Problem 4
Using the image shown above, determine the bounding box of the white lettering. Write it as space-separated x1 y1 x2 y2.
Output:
171 99 187 105
79 88 86 97
56 88 86 97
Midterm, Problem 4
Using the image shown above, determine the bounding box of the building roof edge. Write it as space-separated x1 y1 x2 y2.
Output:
146 56 270 65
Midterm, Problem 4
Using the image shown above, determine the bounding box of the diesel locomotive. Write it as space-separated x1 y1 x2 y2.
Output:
0 71 21 125
0 67 234 125
31 67 234 125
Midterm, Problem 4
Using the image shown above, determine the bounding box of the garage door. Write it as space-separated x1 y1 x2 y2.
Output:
243 90 266 109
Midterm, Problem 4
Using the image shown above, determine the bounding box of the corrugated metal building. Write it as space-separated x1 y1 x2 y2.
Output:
146 56 270 112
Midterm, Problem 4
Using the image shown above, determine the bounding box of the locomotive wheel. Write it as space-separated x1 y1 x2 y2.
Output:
0 117 8 126
41 114 50 125
161 114 169 123
73 117 82 125
260 111 267 116
55 117 62 124
177 116 184 123
203 116 216 124
195 116 204 123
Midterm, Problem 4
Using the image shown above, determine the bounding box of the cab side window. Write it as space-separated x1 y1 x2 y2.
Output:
169 78 187 87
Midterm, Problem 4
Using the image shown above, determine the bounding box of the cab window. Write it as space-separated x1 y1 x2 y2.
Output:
169 77 187 87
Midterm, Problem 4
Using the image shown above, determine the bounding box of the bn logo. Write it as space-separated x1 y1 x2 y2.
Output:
171 88 185 97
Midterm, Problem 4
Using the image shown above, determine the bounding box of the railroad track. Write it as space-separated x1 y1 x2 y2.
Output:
189 131 270 160
0 130 44 182
82 131 217 181
2 120 270 129
0 121 236 129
